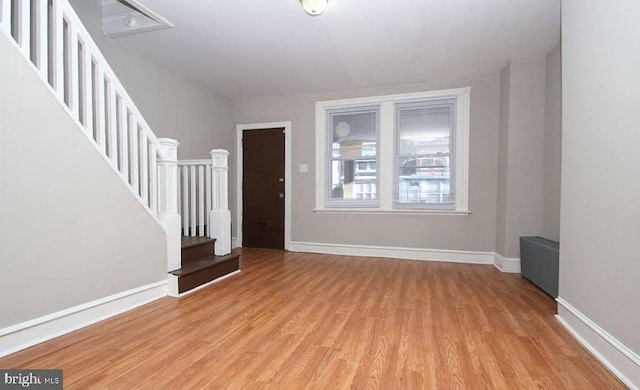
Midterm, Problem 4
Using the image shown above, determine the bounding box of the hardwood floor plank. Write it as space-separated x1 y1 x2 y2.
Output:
0 248 626 389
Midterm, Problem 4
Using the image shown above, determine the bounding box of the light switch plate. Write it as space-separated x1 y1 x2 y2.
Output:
299 164 308 173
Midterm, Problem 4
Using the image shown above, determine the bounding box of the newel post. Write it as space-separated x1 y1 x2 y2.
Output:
210 149 231 255
158 138 181 272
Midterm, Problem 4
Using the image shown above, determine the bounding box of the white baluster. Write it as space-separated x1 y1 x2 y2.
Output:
51 1 63 99
0 0 11 35
129 119 139 193
149 143 158 214
140 134 149 205
181 165 188 235
190 165 196 237
107 82 118 168
68 21 79 118
18 0 30 58
80 41 93 135
158 139 181 272
210 149 231 255
205 164 212 237
35 0 48 79
177 166 182 226
118 98 129 183
198 165 205 237
94 65 106 153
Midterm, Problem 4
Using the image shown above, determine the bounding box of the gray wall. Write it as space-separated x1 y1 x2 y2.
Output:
0 33 167 328
495 60 547 258
233 76 500 252
69 0 234 161
495 64 511 256
561 0 640 354
542 44 562 241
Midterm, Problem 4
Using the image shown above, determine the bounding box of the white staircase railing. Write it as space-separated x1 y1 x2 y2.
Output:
1 0 232 264
179 159 213 237
0 0 188 270
178 150 231 256
1 0 167 214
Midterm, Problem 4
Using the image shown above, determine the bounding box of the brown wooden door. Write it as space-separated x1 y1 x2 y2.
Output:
242 128 285 249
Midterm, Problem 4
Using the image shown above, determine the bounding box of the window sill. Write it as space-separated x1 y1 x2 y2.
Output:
314 208 471 216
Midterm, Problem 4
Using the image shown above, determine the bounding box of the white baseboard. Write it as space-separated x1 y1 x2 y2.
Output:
0 281 168 359
556 297 640 389
167 274 179 297
288 241 494 265
493 253 521 273
232 237 240 249
167 270 241 298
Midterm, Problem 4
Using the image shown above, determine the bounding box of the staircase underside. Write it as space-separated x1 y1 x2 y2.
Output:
170 237 240 294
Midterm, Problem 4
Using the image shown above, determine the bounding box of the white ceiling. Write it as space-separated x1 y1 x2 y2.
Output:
110 0 561 100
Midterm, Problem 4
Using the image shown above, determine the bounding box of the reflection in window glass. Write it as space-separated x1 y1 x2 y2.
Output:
396 100 455 208
327 107 379 206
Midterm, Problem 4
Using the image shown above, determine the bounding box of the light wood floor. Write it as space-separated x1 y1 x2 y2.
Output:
0 249 625 389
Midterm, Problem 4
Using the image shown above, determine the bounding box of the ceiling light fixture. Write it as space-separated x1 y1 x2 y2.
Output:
300 0 328 16
123 14 137 28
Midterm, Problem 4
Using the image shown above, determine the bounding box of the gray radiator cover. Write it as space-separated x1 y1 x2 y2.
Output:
519 236 559 298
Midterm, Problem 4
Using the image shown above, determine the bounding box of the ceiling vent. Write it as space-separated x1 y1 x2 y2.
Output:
102 0 173 38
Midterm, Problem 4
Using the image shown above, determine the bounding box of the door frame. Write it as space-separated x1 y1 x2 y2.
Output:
236 121 292 250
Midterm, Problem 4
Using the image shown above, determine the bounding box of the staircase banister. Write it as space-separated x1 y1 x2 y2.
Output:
157 138 181 272
209 149 231 255
2 0 190 278
178 159 212 166
58 0 165 161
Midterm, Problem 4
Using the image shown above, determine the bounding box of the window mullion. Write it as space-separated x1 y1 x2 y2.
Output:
379 101 395 210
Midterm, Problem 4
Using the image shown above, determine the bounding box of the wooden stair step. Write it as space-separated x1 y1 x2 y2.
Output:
181 236 216 265
170 249 241 294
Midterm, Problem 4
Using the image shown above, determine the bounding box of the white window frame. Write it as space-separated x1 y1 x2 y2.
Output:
315 87 470 214
325 105 380 209
394 99 457 210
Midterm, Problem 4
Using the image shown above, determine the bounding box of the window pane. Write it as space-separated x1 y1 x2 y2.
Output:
327 108 378 205
395 101 455 207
